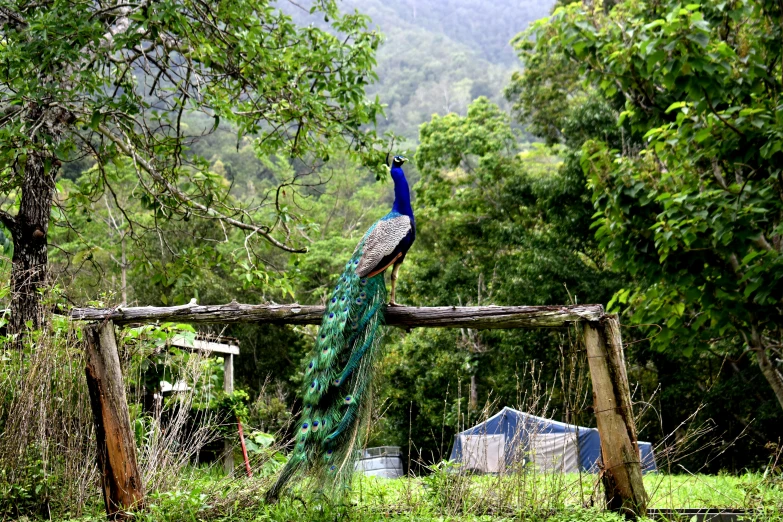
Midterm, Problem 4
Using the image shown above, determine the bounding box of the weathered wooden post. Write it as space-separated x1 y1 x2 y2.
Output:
583 314 648 519
83 321 144 519
223 352 235 474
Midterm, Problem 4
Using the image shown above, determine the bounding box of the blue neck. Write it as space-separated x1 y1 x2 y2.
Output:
390 166 413 217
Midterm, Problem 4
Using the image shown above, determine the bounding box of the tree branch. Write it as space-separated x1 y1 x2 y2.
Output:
754 234 774 252
0 208 16 231
702 88 745 138
94 123 307 253
69 302 606 328
0 6 27 29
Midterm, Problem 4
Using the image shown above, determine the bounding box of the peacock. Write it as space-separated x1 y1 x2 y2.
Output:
265 155 415 501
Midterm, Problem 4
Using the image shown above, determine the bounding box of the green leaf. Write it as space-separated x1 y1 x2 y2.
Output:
665 101 687 113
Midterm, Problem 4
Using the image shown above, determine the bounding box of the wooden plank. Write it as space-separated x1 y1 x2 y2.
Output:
70 302 604 329
168 334 239 355
223 353 235 475
83 321 144 519
224 353 234 394
583 316 648 519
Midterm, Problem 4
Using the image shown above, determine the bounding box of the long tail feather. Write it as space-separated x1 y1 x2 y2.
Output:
266 243 386 502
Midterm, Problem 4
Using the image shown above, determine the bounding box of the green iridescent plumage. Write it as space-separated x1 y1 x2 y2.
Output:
265 233 387 500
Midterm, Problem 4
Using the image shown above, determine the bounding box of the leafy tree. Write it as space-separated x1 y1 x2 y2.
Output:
0 0 383 337
528 0 783 410
371 98 622 464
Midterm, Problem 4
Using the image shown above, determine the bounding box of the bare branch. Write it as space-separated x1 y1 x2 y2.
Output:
94 123 307 253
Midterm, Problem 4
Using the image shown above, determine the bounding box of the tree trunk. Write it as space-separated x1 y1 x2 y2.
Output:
120 235 127 305
749 326 783 411
756 349 783 411
8 150 56 340
469 373 478 411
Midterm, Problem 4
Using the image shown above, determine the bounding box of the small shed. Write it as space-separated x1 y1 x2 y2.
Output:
167 333 240 472
168 334 239 394
450 407 657 474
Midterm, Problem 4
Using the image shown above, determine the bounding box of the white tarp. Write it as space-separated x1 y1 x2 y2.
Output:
460 433 506 473
529 431 579 472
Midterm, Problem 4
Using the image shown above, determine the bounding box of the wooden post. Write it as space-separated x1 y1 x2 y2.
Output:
224 353 234 394
583 315 648 519
83 321 144 519
223 353 235 474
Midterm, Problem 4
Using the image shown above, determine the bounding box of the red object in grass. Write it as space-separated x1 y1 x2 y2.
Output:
237 416 252 478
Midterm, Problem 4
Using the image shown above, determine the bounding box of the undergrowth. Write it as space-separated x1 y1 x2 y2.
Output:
34 469 783 522
1 307 782 521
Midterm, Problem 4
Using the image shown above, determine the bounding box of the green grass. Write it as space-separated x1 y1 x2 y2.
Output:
50 470 783 521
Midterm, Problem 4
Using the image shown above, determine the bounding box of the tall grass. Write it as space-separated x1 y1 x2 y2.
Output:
0 317 97 519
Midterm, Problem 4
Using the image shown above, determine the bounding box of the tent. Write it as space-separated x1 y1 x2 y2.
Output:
449 407 657 473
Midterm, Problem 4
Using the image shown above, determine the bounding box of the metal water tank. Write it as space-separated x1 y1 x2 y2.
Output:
355 446 404 478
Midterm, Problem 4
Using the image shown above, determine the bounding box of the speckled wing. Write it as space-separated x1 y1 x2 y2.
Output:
355 215 412 277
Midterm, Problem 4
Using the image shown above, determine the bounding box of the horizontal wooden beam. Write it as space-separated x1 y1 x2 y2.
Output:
168 335 240 355
69 301 604 329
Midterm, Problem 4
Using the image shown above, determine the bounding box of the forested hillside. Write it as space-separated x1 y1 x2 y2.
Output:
1 0 783 519
343 0 552 139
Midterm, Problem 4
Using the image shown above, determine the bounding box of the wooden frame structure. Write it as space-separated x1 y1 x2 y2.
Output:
72 302 648 520
167 334 239 473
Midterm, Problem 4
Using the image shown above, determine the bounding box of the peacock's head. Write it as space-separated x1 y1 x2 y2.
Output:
391 155 408 168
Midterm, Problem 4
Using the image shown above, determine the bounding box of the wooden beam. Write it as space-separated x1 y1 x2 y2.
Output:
70 302 604 329
583 316 648 519
83 321 144 519
168 334 240 355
